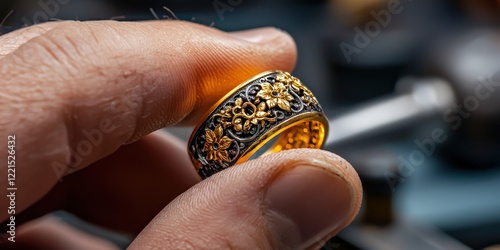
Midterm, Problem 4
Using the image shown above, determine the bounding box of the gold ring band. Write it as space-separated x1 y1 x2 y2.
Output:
188 70 328 179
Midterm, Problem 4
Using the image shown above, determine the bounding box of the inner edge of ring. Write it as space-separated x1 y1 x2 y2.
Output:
236 112 329 164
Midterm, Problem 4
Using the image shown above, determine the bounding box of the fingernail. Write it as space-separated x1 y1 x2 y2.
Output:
229 27 288 44
265 164 354 247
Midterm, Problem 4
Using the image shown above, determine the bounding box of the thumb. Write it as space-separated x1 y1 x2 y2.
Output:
129 149 363 250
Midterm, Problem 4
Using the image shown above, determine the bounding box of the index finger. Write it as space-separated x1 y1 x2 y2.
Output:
0 20 297 220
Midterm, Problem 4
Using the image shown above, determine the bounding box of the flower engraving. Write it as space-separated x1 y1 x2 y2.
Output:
276 71 294 85
203 125 232 165
291 77 318 105
232 98 275 132
217 98 277 132
256 82 294 112
276 71 317 106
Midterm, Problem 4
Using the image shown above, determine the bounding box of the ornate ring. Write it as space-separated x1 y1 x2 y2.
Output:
188 70 328 179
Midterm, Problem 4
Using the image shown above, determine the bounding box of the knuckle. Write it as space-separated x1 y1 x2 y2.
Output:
38 21 89 64
16 21 87 76
26 20 122 70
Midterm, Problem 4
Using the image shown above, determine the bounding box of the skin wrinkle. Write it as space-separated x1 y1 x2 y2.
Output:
62 32 86 60
51 36 146 148
0 22 61 58
5 44 78 97
30 34 76 70
1 52 35 85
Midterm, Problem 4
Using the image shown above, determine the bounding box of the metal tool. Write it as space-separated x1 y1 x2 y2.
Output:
325 30 500 167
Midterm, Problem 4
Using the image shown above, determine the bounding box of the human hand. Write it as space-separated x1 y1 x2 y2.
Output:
0 20 362 249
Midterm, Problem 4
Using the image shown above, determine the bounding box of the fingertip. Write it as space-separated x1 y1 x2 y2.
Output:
208 148 363 248
260 149 363 248
174 25 298 125
228 27 297 64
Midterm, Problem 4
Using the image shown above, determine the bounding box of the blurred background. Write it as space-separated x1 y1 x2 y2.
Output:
1 0 500 249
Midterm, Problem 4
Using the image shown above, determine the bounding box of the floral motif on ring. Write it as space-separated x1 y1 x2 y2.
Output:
203 125 233 165
256 82 294 112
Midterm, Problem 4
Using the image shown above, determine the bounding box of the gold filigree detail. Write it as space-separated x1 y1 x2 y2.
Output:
276 71 294 84
276 71 318 106
217 97 277 132
256 82 294 112
203 125 232 165
292 78 318 106
213 72 319 136
214 72 317 134
232 98 276 132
